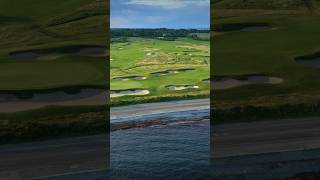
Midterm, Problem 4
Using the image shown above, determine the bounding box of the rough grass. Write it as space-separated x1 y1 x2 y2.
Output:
0 106 108 144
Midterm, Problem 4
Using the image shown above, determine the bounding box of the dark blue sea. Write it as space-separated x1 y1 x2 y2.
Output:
109 119 211 180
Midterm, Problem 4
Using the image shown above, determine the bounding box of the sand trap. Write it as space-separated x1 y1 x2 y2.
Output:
151 68 195 76
178 68 195 72
214 23 274 32
0 89 107 112
112 76 147 81
151 70 178 76
210 75 283 90
202 79 210 84
166 85 199 91
241 26 274 31
212 31 224 37
77 47 108 57
295 53 320 68
10 45 107 60
110 89 149 98
10 52 40 60
0 88 105 103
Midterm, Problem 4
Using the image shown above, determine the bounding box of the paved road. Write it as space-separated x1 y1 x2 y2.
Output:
111 98 210 121
0 135 108 180
212 117 320 158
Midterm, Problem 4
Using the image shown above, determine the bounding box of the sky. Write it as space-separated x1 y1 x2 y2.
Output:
111 0 210 29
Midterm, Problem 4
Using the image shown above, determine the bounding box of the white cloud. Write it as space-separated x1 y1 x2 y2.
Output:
126 0 209 9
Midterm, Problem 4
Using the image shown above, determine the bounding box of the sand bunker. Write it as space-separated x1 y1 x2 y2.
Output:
295 53 320 68
178 68 195 72
112 76 147 81
210 75 283 90
151 68 195 76
202 79 210 84
77 47 108 57
151 70 178 76
0 88 105 103
166 85 199 91
241 26 274 31
214 23 274 32
0 88 107 112
110 89 150 98
10 45 107 60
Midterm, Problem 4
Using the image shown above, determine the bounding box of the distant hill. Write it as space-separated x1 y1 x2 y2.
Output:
212 0 320 9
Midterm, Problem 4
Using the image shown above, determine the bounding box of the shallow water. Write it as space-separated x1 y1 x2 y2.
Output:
110 120 211 180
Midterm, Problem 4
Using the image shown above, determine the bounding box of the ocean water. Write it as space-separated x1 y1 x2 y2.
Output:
109 120 211 180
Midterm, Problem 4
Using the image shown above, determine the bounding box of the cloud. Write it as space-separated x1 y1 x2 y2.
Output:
111 17 129 27
126 0 209 9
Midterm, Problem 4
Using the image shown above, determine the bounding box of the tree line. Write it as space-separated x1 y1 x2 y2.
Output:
111 28 209 38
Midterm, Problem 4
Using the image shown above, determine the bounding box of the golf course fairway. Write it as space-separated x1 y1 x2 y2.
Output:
212 0 320 122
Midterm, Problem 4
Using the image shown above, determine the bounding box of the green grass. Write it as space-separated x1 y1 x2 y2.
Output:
212 7 320 121
0 106 108 144
0 0 108 143
212 0 320 9
110 37 210 105
0 0 107 90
